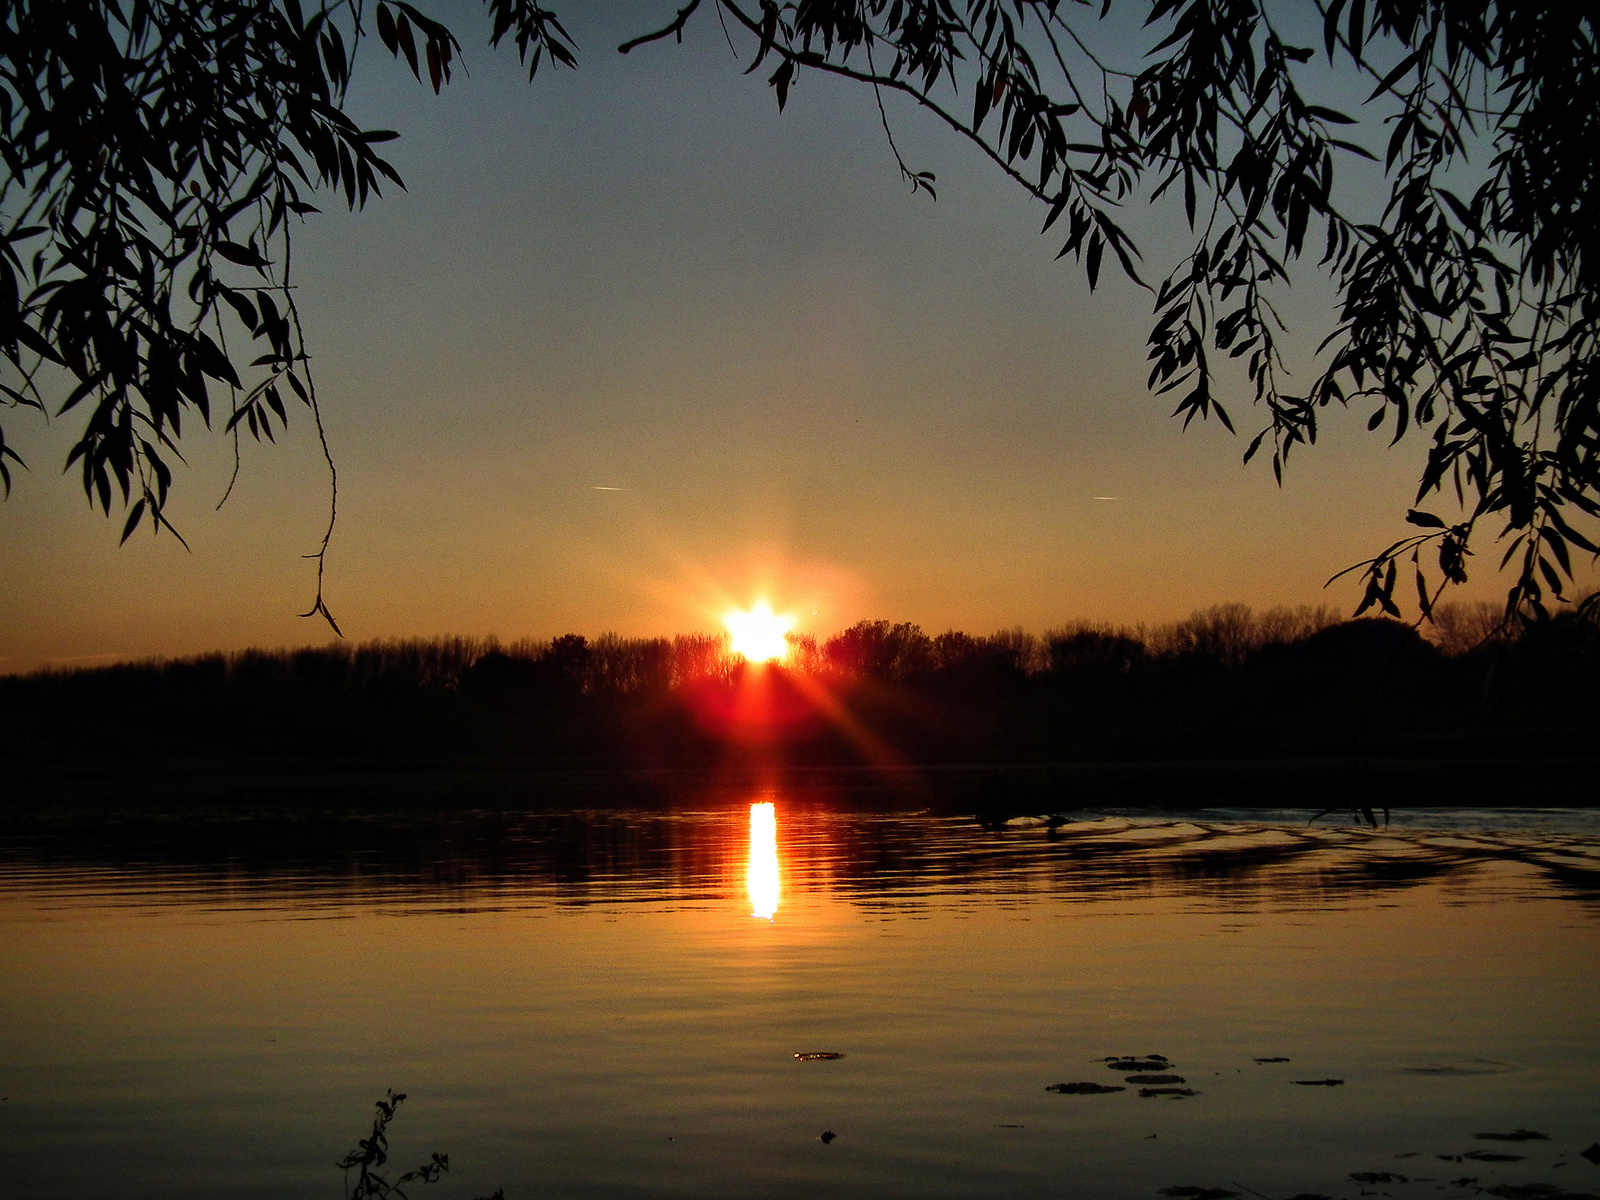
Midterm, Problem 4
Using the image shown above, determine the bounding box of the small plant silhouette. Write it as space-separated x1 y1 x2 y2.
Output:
336 1090 502 1200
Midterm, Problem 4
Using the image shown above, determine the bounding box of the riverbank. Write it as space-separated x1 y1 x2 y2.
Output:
5 757 1598 816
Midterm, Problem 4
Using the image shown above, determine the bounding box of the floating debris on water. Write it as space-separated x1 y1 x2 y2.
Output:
1294 1078 1345 1086
1158 1187 1238 1199
1254 1057 1291 1063
1108 1057 1173 1072
794 1052 845 1061
1481 1186 1600 1200
1464 1150 1526 1162
1126 1074 1187 1084
1400 1060 1512 1076
1351 1172 1408 1183
1140 1087 1200 1098
1047 1082 1125 1094
1476 1131 1552 1142
819 1130 836 1144
1582 1143 1600 1165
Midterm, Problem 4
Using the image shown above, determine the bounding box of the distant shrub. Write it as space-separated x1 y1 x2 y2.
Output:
1256 605 1341 646
783 631 824 675
1424 601 1510 656
823 621 934 681
1146 604 1341 667
986 627 1045 675
1150 603 1259 667
669 632 738 687
1046 626 1147 676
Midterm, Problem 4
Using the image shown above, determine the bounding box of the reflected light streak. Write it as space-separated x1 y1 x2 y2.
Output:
747 801 780 921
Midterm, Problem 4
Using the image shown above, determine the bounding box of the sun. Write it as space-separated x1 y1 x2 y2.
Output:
725 601 793 663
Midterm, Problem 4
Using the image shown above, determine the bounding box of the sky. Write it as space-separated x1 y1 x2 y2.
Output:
1 5 1571 674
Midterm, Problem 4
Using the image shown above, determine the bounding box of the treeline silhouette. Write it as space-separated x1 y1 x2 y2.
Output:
4 603 1595 793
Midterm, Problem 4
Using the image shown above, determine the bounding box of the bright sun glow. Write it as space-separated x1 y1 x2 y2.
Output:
747 801 779 920
725 602 793 663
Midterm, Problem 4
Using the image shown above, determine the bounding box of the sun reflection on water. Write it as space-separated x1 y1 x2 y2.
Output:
747 801 779 921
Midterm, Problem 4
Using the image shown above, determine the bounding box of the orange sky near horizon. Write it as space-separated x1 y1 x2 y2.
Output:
2 10 1590 677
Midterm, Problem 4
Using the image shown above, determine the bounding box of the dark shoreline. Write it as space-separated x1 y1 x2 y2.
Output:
6 756 1598 813
7 614 1594 817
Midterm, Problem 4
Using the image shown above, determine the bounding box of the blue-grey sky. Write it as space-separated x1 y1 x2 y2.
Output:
0 5 1547 672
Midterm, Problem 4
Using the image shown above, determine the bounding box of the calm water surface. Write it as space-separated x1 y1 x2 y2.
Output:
2 804 1598 1199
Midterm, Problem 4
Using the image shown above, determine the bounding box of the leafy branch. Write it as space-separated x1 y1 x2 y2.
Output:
618 0 1600 628
0 0 576 631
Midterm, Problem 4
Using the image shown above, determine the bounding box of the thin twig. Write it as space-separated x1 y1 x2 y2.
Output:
281 229 342 636
618 0 702 55
864 40 935 198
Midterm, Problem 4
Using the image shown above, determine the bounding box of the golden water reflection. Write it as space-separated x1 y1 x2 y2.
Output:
746 801 779 920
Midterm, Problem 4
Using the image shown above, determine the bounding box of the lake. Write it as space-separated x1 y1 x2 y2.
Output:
2 803 1598 1199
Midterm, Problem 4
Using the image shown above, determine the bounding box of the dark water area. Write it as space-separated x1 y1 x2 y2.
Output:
2 804 1598 1200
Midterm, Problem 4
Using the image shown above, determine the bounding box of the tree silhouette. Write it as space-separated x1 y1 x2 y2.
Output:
0 0 575 630
3 1 1596 629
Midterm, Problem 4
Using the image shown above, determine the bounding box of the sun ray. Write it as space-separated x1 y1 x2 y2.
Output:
782 668 906 770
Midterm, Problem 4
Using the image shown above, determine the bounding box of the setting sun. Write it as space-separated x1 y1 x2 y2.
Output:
725 602 793 663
